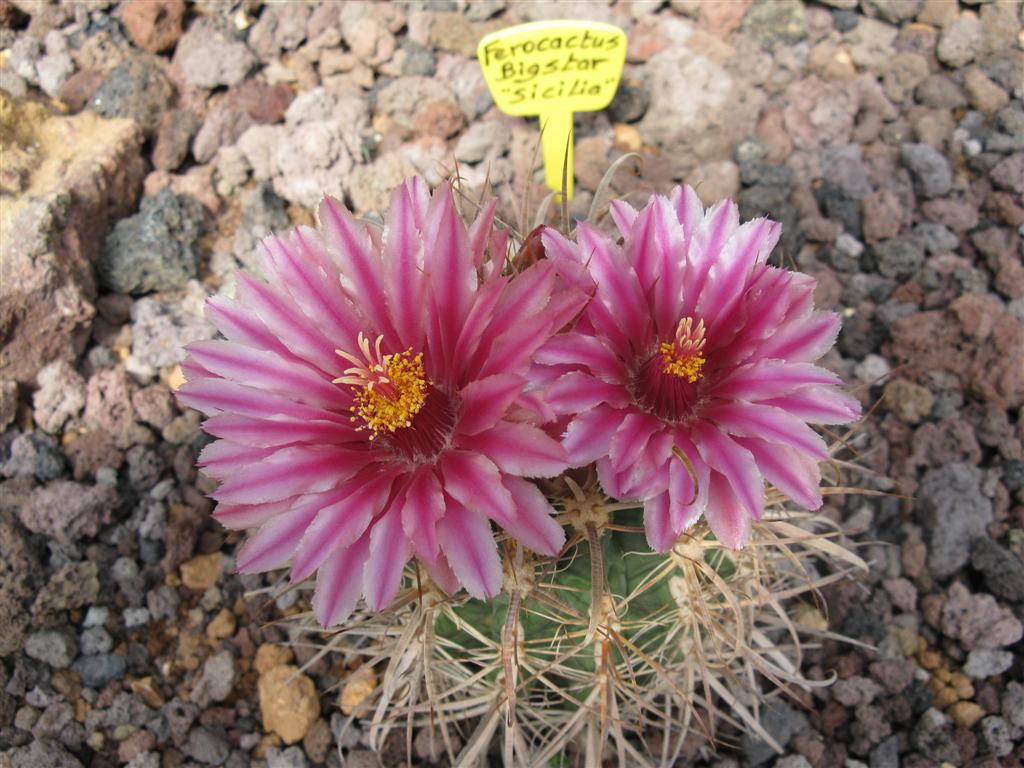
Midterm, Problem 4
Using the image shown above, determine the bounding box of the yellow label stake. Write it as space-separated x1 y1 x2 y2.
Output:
477 20 627 200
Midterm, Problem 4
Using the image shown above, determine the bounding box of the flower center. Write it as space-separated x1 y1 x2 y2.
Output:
335 333 429 440
659 317 707 383
633 316 708 423
334 333 457 463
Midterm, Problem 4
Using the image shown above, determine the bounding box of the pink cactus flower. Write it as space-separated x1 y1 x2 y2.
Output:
539 186 861 551
178 179 581 626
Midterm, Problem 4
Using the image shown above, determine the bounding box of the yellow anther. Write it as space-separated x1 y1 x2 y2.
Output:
660 317 707 383
334 333 429 438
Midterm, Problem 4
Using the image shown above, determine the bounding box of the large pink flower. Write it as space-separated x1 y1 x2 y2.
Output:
178 179 581 626
539 186 860 551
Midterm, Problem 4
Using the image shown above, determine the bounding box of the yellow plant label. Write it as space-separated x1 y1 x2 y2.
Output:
477 20 627 200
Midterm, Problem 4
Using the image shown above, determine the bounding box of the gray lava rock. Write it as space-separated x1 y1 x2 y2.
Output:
18 479 119 545
869 734 900 768
6 738 83 767
126 445 165 491
24 629 78 668
979 716 1013 757
608 83 650 123
963 648 1013 678
80 625 114 656
971 537 1024 602
873 237 924 281
191 650 238 707
913 222 959 254
941 581 1022 649
130 290 217 371
33 360 86 435
918 463 992 579
741 0 807 49
742 700 804 765
185 725 231 765
33 561 100 622
88 55 175 136
173 18 256 89
233 182 291 273
1 431 66 481
267 746 310 768
937 11 982 68
821 143 872 200
912 708 959 764
98 189 205 295
901 143 953 199
72 652 127 688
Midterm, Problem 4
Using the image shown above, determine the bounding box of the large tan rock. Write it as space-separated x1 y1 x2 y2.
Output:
0 91 144 383
258 665 320 744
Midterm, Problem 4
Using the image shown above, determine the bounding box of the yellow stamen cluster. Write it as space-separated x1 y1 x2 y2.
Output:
660 317 707 383
334 333 429 439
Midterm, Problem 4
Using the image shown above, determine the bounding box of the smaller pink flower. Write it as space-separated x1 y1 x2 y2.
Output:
539 186 860 551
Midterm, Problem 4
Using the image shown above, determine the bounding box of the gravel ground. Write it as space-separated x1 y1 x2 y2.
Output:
1 0 1022 766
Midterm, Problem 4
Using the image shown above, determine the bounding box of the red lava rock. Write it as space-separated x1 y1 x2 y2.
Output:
411 99 464 139
862 188 906 243
756 106 794 163
64 429 125 481
887 296 1024 408
57 70 104 112
698 0 752 38
152 108 201 172
120 0 186 54
920 197 980 232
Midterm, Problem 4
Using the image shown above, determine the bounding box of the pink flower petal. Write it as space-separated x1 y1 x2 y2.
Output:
186 340 342 408
535 333 626 382
692 424 764 522
704 401 829 461
714 360 842 401
577 222 648 344
440 450 516 523
178 378 345 423
235 273 340 374
205 296 293 359
609 412 663 473
383 180 428 350
736 437 822 510
436 495 501 600
364 504 411 611
266 230 365 352
757 310 841 363
562 404 626 466
546 372 629 414
460 422 568 478
197 441 276 480
211 446 366 505
290 467 399 580
318 195 395 340
214 499 293 530
681 199 739 318
704 471 752 549
203 414 357 448
235 490 342 572
609 199 638 237
399 467 445 565
668 455 703 536
423 551 461 596
456 374 526 435
643 492 676 552
759 386 861 425
423 183 472 367
697 217 779 332
312 533 371 626
499 475 566 556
